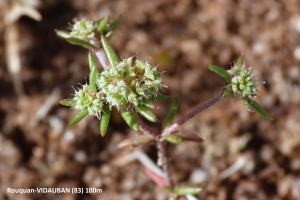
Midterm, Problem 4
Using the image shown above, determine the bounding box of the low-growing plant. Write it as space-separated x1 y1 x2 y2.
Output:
56 16 270 199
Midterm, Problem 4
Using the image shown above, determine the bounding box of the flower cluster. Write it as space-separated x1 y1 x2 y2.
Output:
227 62 257 99
70 19 99 40
73 84 104 118
98 57 163 109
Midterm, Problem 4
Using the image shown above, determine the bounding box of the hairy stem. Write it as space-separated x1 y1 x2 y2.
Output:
134 112 159 139
162 89 225 137
157 141 174 187
93 48 110 69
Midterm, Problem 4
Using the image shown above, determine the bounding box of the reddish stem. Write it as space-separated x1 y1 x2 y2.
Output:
162 89 225 137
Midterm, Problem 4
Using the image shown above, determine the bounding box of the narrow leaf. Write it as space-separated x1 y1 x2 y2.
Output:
105 31 114 39
97 16 110 33
172 132 204 143
174 187 202 195
105 16 122 40
236 56 245 67
55 30 70 39
148 94 168 101
88 53 97 71
244 98 271 119
121 110 139 131
108 16 122 32
68 109 89 126
67 37 96 48
142 99 155 109
60 99 76 107
100 104 111 137
162 99 179 128
208 65 231 82
164 135 182 144
101 35 119 67
89 67 97 92
135 105 157 122
117 135 153 148
88 54 100 92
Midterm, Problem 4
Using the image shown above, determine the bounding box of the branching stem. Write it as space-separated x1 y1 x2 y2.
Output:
162 89 225 137
134 112 159 139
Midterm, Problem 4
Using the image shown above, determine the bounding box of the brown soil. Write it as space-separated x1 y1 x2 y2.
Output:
1 0 300 199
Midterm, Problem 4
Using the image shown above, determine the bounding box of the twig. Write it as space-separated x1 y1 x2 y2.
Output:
162 89 225 137
157 141 174 187
134 112 159 139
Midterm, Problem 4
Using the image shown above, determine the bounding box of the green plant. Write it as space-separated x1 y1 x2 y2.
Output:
56 17 270 199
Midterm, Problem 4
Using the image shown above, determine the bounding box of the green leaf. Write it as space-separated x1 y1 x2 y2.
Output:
67 37 96 48
60 99 76 107
164 135 182 144
173 187 202 196
105 16 122 39
236 56 245 67
109 16 122 32
101 35 119 67
162 99 179 128
97 17 110 33
142 99 155 109
148 94 168 101
55 30 70 39
89 67 97 92
105 31 114 39
208 65 231 82
88 54 100 92
88 53 97 71
244 98 271 119
135 105 157 122
121 110 139 131
100 104 111 137
68 109 89 126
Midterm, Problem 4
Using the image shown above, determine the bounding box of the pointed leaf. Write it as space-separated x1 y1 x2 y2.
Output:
97 16 110 33
108 16 122 32
173 187 202 195
164 135 182 144
244 98 271 119
60 99 76 107
67 37 96 48
142 99 155 109
105 16 122 39
236 56 244 67
148 94 168 101
55 30 70 39
88 53 97 71
208 65 231 82
100 104 111 137
121 110 139 131
172 132 204 143
68 109 89 126
117 135 153 148
101 35 119 67
162 99 179 128
89 67 97 92
135 105 157 122
105 31 114 39
88 54 100 92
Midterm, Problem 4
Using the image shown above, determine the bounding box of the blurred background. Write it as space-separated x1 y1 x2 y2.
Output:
0 0 299 199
